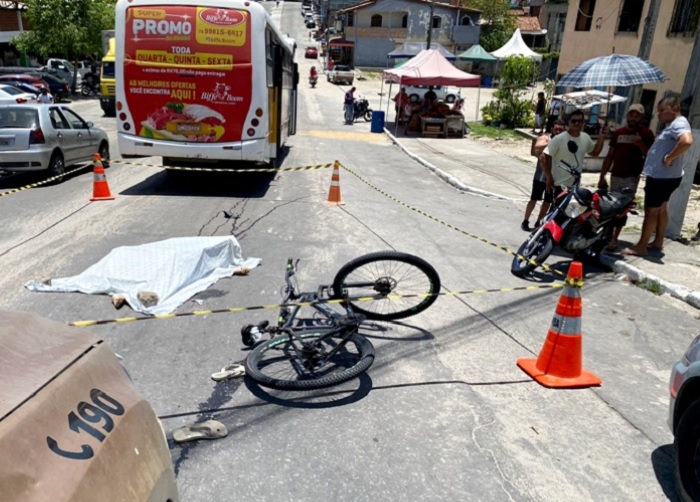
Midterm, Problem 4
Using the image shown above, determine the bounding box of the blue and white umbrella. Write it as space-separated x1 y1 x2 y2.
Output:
558 54 667 88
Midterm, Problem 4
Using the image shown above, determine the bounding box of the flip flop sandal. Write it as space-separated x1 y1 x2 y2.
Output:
172 420 228 443
211 363 246 382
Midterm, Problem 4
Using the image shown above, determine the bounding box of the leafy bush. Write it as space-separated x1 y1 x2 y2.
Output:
481 56 537 128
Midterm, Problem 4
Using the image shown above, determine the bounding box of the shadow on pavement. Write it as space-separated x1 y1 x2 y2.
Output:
651 444 680 502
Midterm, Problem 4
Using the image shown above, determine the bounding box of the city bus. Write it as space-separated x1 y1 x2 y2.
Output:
114 0 298 168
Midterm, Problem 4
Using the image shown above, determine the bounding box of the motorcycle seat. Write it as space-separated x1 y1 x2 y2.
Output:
594 190 634 219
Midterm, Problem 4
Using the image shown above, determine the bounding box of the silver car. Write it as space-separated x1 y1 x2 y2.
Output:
0 104 109 180
668 334 700 501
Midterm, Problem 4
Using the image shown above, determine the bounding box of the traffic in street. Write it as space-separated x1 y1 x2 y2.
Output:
1 1 699 501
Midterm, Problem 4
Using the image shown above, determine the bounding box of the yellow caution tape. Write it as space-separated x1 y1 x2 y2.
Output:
68 283 564 327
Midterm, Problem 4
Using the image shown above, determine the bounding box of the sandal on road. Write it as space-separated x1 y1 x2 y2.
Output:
172 420 228 443
211 363 245 382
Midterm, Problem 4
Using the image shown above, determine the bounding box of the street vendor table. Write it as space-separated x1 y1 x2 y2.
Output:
420 117 446 138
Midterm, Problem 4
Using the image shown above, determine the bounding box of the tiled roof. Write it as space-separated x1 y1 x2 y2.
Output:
517 15 543 33
339 0 480 13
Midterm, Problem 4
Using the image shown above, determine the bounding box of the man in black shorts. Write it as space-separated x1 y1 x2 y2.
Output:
522 120 565 231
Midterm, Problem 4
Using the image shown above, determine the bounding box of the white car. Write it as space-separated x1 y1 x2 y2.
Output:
0 84 37 105
402 84 460 104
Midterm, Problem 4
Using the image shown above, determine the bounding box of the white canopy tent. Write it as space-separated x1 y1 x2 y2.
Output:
490 29 543 62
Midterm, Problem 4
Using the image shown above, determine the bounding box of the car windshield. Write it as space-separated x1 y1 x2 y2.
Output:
0 85 23 95
336 65 350 71
0 107 39 129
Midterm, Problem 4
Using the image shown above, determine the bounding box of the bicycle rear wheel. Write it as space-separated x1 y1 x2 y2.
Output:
244 331 375 391
332 251 441 321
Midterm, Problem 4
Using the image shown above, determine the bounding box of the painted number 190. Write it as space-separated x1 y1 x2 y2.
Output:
46 388 125 460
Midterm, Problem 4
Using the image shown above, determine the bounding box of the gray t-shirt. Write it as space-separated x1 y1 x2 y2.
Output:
643 116 691 179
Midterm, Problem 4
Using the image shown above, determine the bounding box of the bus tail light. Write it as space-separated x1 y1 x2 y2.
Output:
247 128 255 137
255 108 263 117
251 118 259 127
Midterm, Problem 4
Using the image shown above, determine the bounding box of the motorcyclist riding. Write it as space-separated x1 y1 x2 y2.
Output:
310 66 318 79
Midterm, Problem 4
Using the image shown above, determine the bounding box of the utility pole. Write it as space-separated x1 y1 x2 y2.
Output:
627 0 661 108
426 0 435 49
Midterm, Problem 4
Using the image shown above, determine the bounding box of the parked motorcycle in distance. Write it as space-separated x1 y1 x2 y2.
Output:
511 183 636 277
309 75 317 88
353 96 372 122
80 72 100 97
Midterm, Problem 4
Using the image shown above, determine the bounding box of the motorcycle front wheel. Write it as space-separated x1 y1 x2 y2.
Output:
511 230 554 277
363 110 372 122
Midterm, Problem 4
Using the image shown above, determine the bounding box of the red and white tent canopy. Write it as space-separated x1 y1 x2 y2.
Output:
383 49 481 87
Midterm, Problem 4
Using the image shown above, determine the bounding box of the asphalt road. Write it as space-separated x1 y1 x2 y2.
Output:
0 3 697 501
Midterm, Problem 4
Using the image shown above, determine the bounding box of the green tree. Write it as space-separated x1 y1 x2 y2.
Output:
483 55 537 128
467 0 517 52
13 0 114 61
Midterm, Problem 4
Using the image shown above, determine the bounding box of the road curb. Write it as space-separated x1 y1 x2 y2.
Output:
600 254 700 310
383 127 523 202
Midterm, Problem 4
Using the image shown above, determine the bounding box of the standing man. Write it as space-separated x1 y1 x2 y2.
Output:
392 88 408 123
344 86 356 125
37 87 53 104
533 92 546 134
598 104 656 250
542 109 607 195
623 95 694 256
545 97 561 133
423 86 437 104
522 119 565 231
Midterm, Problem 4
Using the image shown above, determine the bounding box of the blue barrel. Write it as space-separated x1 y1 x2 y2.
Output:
370 110 385 133
482 76 493 88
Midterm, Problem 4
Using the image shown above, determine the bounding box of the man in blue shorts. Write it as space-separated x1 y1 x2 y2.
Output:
623 95 694 256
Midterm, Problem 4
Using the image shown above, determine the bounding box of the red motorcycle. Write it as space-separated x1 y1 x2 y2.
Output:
511 177 636 277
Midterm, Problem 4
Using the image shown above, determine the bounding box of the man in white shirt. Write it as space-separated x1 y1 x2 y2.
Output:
541 109 606 194
37 87 53 104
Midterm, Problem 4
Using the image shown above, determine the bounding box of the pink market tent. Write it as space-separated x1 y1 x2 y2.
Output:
381 49 483 125
383 49 481 86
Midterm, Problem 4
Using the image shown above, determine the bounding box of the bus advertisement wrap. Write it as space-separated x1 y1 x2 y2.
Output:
124 6 252 143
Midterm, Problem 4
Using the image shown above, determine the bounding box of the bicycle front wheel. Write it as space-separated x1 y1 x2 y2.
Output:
244 331 375 391
332 251 441 321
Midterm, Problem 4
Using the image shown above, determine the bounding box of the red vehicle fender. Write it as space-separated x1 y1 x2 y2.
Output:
543 220 563 243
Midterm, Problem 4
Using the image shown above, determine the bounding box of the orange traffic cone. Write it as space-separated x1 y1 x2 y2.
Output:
327 160 344 205
517 261 601 389
90 154 114 201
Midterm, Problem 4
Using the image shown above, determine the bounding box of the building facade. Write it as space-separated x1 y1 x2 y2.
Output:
558 0 698 126
337 0 480 67
0 1 27 66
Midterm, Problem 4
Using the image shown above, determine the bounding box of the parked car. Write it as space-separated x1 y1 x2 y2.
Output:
669 334 700 501
4 81 41 96
327 65 354 85
0 74 49 93
0 84 37 104
0 309 180 502
46 58 82 91
305 46 318 59
37 72 72 102
403 84 460 104
0 104 110 180
305 19 316 29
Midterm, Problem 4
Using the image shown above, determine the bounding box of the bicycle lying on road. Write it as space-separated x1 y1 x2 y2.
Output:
242 251 441 391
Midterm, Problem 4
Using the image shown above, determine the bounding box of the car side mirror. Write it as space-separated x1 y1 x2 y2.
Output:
86 121 94 128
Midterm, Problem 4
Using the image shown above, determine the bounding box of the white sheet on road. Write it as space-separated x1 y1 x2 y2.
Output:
24 236 261 315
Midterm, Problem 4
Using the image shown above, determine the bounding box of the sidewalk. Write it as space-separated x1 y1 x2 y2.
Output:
384 121 700 310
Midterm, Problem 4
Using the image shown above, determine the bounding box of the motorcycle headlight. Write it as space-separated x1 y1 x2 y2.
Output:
564 201 586 219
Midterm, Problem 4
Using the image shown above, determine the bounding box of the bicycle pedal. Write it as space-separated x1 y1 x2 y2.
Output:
241 324 263 347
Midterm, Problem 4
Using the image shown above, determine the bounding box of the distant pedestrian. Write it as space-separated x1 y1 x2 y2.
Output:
344 86 355 125
37 87 53 104
545 98 561 133
393 88 408 123
623 95 694 256
598 104 655 250
522 119 565 231
423 86 437 104
533 92 546 134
